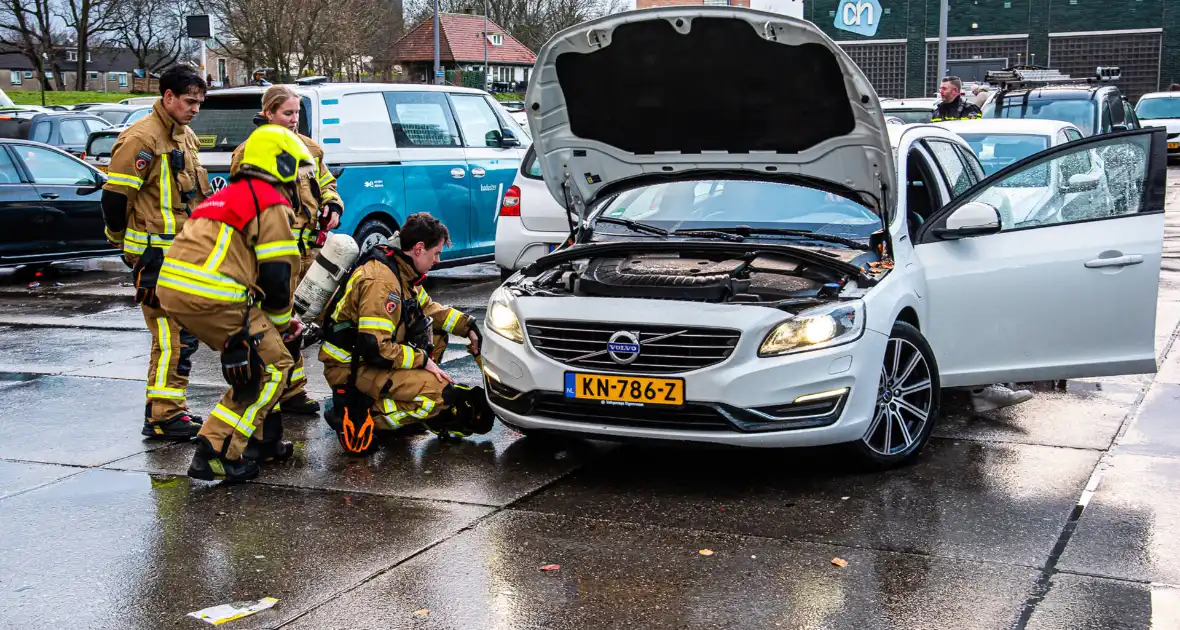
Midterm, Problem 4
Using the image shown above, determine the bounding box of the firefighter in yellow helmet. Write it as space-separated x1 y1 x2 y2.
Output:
157 124 312 482
318 213 494 455
228 85 343 417
100 64 211 441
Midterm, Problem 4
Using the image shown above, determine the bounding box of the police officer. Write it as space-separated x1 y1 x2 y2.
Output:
228 85 343 416
101 64 210 441
319 213 492 454
931 76 982 122
156 125 310 482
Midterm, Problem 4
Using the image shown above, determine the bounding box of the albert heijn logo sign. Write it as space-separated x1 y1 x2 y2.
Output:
834 0 882 37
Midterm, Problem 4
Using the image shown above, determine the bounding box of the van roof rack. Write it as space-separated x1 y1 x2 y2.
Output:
985 65 1120 91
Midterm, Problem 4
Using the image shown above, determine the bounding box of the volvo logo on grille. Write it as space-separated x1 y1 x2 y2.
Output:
607 331 641 365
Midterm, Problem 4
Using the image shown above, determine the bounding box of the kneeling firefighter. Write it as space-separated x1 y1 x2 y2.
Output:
319 212 493 454
157 124 313 482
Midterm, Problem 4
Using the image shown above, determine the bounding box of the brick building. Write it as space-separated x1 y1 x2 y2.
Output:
390 13 538 87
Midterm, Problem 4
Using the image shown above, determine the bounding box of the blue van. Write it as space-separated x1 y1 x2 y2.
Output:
190 83 530 263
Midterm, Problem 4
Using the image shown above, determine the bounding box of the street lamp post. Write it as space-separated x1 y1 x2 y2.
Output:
936 0 949 92
39 52 47 107
432 0 441 84
484 0 489 91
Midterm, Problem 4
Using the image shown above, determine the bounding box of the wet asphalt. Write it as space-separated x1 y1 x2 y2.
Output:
1 177 1180 628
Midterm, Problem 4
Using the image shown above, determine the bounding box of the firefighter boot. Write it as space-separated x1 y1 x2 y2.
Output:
187 436 260 482
425 384 495 440
243 411 294 463
281 393 321 415
142 409 203 441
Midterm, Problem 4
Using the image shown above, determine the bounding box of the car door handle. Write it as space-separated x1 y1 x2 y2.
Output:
1085 254 1143 269
40 193 59 200
450 168 466 179
471 167 486 178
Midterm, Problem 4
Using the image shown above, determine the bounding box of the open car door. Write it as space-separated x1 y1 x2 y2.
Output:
915 128 1168 387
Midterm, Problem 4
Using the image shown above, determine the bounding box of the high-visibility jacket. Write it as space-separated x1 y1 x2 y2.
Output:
230 132 341 250
158 178 301 330
319 248 473 369
101 101 210 263
930 97 982 122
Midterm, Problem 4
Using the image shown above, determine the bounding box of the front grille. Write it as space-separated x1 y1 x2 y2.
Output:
531 394 732 431
525 320 740 374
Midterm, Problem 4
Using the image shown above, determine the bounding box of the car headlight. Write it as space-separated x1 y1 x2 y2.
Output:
759 301 865 357
487 287 523 344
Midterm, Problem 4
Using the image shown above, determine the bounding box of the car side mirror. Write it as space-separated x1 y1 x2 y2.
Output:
1061 171 1101 193
499 129 521 148
932 201 1002 240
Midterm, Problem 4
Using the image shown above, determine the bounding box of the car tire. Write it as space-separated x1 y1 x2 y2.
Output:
354 217 397 253
847 321 941 470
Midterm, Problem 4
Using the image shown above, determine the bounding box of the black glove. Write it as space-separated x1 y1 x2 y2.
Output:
132 246 164 308
468 321 483 357
222 329 264 402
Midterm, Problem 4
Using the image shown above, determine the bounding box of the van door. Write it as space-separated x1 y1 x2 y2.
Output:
382 91 472 257
448 93 523 256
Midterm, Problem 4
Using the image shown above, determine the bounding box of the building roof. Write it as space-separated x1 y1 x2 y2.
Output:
392 13 537 65
0 47 165 73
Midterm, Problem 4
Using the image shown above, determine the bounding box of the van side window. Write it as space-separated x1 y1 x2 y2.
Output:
382 92 460 148
449 94 504 148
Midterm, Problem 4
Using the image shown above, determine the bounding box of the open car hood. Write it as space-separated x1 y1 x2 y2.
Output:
525 8 896 217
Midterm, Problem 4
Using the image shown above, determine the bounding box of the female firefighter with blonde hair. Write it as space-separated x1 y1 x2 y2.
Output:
229 84 344 416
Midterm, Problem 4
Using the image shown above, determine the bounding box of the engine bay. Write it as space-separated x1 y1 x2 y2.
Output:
511 245 886 310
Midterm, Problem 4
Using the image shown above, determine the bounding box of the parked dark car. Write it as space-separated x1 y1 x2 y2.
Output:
0 139 115 266
0 112 112 157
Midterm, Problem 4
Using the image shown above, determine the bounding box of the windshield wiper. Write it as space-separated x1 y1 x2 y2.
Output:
668 228 746 242
690 226 871 250
593 216 668 237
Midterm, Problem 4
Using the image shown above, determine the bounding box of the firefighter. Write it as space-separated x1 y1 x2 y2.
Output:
931 76 982 122
156 124 311 482
228 85 343 416
100 64 211 441
319 213 493 454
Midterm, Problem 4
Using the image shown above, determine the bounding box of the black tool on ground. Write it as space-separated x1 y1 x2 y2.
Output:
426 383 495 439
243 411 293 462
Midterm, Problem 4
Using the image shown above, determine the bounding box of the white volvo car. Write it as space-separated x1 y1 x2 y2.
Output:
480 8 1169 467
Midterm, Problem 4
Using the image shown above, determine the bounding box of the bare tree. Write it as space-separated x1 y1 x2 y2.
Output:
0 0 67 91
59 0 124 89
111 0 190 72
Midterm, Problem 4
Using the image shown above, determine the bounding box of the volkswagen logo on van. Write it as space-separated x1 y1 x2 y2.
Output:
607 331 641 365
210 176 228 192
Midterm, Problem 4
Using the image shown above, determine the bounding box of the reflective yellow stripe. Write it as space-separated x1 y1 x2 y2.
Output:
322 342 351 363
107 172 143 190
157 273 249 303
159 157 175 233
399 345 415 370
331 274 359 321
268 309 292 326
124 241 146 255
104 227 121 242
442 309 461 333
241 365 283 432
290 367 305 382
161 259 248 291
358 317 394 333
204 224 233 271
146 386 185 400
408 395 435 419
154 318 171 390
255 240 300 261
416 289 428 305
210 404 256 438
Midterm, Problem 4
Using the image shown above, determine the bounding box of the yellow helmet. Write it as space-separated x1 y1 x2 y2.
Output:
239 124 312 184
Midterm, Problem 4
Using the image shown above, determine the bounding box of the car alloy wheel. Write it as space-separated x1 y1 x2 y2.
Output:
853 321 940 467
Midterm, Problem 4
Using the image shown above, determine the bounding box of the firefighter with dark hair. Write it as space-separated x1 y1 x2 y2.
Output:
319 212 493 454
156 124 311 482
100 64 211 441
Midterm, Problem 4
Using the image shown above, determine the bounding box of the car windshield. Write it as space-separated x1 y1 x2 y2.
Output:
87 133 118 157
984 97 1096 135
592 179 881 242
957 132 1050 180
190 94 311 152
884 109 932 124
1135 97 1180 120
92 110 131 125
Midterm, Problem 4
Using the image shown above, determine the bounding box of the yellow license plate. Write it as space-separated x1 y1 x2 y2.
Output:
1169 142 1179 150
565 372 684 406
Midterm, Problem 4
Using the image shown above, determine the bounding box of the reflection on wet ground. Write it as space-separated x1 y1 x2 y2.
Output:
2 176 1180 627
